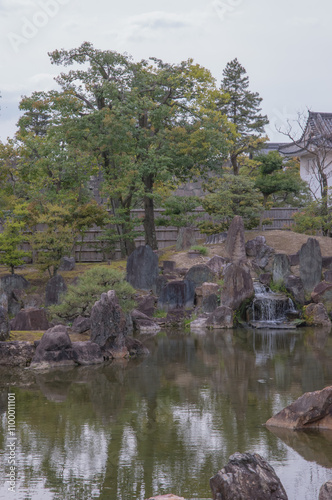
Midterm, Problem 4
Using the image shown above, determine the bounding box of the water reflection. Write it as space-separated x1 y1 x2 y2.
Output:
0 327 331 500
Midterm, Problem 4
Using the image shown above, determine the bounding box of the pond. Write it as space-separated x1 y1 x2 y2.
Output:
1 327 332 500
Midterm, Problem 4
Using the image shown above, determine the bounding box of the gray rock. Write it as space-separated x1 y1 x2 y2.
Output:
221 263 254 311
72 341 104 365
225 216 246 263
322 256 332 270
131 309 161 334
0 341 35 367
126 245 159 291
59 256 75 271
184 264 215 288
157 280 195 312
202 294 219 313
10 308 50 331
155 275 168 296
206 305 233 328
136 294 156 317
299 238 322 293
272 254 290 283
245 235 266 256
259 273 272 287
163 260 176 273
253 244 275 270
0 274 29 295
311 282 332 308
125 337 149 356
90 290 128 356
288 252 300 266
206 255 228 276
205 232 228 244
210 452 288 500
190 316 208 330
0 306 10 341
45 274 67 306
31 325 75 368
324 270 332 282
72 316 91 333
304 303 331 327
176 227 196 250
319 480 332 500
285 275 305 305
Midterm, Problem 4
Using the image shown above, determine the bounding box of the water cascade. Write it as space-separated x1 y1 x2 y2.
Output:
249 282 297 329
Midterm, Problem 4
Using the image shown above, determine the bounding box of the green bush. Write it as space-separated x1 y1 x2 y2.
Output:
190 245 208 256
49 266 136 321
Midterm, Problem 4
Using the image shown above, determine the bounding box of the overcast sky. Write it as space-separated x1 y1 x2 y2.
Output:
1 0 332 142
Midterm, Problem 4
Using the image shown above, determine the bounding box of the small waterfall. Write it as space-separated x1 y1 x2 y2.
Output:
250 282 297 329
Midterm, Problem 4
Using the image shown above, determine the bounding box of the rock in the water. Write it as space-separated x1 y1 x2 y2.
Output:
210 452 288 500
221 263 254 311
299 237 322 292
72 341 104 365
319 480 332 500
206 255 228 276
304 303 331 327
31 325 75 368
136 294 156 317
190 316 208 330
125 336 149 356
126 245 159 291
285 275 305 305
225 216 246 263
157 280 195 312
90 290 127 355
0 306 10 341
184 264 215 288
59 256 75 271
0 341 35 367
72 316 91 333
311 282 332 308
266 385 332 430
45 274 67 306
131 309 161 333
272 254 290 283
176 227 196 250
206 305 233 329
10 308 50 331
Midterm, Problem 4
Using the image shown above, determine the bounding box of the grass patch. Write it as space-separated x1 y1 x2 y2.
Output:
190 245 208 256
8 330 45 343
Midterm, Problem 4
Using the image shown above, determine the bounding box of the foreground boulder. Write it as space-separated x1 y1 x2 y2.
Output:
184 264 215 288
131 309 161 334
0 341 35 367
311 281 332 308
206 305 233 329
285 275 305 305
90 290 128 357
206 255 228 276
221 263 254 311
266 385 332 430
210 452 288 500
299 237 322 293
0 306 10 341
303 303 331 327
319 480 332 500
10 307 50 331
31 325 75 368
158 280 195 311
126 245 159 291
59 256 75 271
71 341 104 365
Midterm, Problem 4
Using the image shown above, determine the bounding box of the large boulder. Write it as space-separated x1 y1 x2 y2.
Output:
0 274 29 295
210 452 288 500
319 480 332 500
10 308 50 331
90 290 128 356
176 227 196 250
31 325 75 368
206 255 228 276
72 316 91 333
225 216 246 263
126 245 159 291
195 282 220 313
0 341 35 367
285 275 305 305
206 305 233 329
245 235 266 256
303 303 331 327
311 281 332 309
45 274 67 306
59 256 75 271
131 309 161 334
0 274 30 316
266 385 332 430
205 232 228 244
299 237 322 293
158 280 195 312
272 254 290 283
72 341 104 365
184 264 215 288
221 263 254 311
136 294 156 317
0 306 10 341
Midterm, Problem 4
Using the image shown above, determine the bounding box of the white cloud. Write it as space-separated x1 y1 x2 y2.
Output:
287 16 319 27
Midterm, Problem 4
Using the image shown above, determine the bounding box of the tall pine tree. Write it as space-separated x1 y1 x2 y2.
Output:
218 58 268 175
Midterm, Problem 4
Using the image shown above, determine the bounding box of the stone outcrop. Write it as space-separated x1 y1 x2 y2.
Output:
10 308 50 331
221 263 254 311
59 256 75 271
131 309 161 334
0 306 10 341
0 341 35 367
259 273 272 287
206 255 228 276
126 245 159 291
319 480 332 500
162 260 176 273
285 275 305 305
322 256 332 270
303 303 331 327
45 274 67 306
206 305 233 329
246 236 276 270
225 216 246 263
0 274 30 316
125 337 149 357
311 281 332 308
31 325 75 368
90 290 128 356
272 254 290 283
158 280 195 312
71 341 104 365
299 237 322 293
184 264 215 288
176 227 196 250
205 232 228 244
323 270 332 282
136 294 156 317
210 452 288 500
266 385 332 430
72 316 91 333
288 252 300 266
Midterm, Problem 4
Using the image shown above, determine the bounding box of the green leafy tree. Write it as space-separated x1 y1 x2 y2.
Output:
155 196 201 228
198 173 263 234
218 58 269 175
0 203 31 274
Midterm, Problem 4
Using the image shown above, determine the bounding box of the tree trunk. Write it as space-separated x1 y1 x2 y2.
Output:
143 174 158 250
231 153 239 176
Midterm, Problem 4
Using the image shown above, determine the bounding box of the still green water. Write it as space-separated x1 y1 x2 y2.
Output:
1 327 332 500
